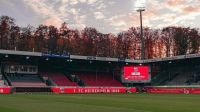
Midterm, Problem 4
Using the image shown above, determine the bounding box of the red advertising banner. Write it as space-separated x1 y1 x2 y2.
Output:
51 87 129 94
127 87 137 93
51 87 61 94
189 88 200 94
64 87 127 94
0 87 11 94
123 66 149 82
51 87 200 94
145 87 200 94
146 88 183 94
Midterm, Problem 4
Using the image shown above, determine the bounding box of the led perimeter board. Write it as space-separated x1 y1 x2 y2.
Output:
122 66 151 83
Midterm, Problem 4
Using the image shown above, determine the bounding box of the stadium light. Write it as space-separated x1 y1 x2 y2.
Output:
5 54 8 58
26 56 30 60
135 0 145 60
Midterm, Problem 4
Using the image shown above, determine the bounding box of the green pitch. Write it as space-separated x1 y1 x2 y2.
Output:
0 94 200 112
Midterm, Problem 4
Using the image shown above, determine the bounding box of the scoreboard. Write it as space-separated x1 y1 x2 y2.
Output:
122 66 151 83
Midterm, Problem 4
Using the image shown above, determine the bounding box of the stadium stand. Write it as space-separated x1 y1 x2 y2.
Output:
167 73 190 85
76 72 123 87
0 74 3 86
151 71 169 85
0 80 4 86
151 64 200 86
6 73 46 87
166 72 200 85
1 49 200 94
41 72 78 86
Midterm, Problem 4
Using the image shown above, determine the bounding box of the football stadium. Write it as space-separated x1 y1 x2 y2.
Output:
1 0 200 112
0 48 200 112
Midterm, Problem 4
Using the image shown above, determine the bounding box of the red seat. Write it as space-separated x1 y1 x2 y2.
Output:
41 73 78 86
76 73 123 87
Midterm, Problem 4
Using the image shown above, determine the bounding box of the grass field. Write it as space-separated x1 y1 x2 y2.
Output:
0 94 200 112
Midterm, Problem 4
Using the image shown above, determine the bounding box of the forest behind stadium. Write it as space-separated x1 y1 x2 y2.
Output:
0 16 200 59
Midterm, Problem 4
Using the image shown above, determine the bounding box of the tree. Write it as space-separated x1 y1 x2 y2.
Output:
108 34 118 58
9 26 20 50
0 16 15 49
19 25 34 51
1 15 200 59
161 27 175 57
143 28 159 59
34 25 48 52
126 27 141 59
116 32 133 58
95 33 110 57
173 27 190 55
187 28 200 54
67 30 82 55
81 27 99 56
48 26 59 53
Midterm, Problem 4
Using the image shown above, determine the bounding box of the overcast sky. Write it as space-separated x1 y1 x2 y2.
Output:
0 0 200 34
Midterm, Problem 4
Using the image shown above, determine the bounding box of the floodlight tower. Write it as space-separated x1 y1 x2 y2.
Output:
137 6 145 60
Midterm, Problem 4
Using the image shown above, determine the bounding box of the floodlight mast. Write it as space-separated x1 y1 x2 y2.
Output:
137 7 145 60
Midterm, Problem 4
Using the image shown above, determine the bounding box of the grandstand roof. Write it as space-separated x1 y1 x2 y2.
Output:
0 49 200 64
0 49 141 64
143 54 200 63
